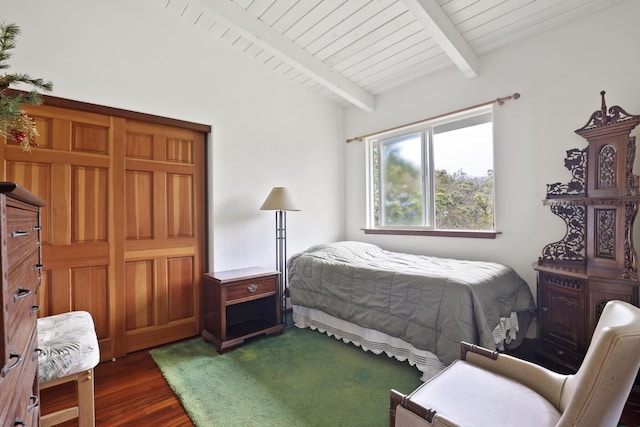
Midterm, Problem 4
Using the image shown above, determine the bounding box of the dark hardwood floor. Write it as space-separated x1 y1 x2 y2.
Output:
40 343 194 426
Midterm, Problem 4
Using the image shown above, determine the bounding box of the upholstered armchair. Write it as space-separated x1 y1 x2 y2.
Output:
390 300 640 427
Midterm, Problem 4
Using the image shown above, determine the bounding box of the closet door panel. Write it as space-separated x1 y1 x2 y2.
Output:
124 170 154 240
124 253 199 353
166 137 194 164
167 255 195 322
6 104 118 360
39 269 71 316
72 122 110 154
167 173 194 238
5 161 51 244
123 120 204 353
71 265 110 345
125 132 154 159
72 166 108 242
125 260 155 330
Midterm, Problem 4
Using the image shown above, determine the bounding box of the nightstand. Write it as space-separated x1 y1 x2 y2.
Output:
201 267 285 353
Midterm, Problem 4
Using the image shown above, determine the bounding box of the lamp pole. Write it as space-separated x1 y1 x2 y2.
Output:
275 209 287 325
260 186 299 326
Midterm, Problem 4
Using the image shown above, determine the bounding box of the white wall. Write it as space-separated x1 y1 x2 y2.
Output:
343 0 640 293
1 0 345 272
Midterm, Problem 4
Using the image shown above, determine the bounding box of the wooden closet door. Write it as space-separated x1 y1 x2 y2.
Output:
0 102 206 361
121 120 205 353
0 104 118 359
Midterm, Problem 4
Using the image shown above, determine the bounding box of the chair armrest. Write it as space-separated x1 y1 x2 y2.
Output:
463 345 568 409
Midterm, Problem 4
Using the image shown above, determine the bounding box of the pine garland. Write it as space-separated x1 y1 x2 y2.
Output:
0 23 52 151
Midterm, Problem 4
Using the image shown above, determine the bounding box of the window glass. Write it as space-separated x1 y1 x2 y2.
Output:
380 133 423 226
367 106 494 233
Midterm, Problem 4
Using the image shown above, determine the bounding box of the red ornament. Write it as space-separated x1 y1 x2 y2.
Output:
9 129 26 143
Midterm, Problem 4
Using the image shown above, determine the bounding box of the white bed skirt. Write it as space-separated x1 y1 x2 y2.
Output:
292 304 446 381
293 305 522 381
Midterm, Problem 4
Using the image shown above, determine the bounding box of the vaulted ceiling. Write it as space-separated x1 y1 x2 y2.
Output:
160 0 627 112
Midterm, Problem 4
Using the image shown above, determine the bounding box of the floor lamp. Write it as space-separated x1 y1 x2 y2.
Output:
260 187 300 325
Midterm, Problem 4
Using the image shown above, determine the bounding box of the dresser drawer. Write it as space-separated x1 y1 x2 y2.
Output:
5 255 40 365
5 206 40 270
3 317 36 377
6 290 39 360
6 252 42 301
2 327 39 427
226 277 277 304
14 327 39 427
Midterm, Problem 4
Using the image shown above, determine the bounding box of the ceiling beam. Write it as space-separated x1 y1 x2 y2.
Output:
198 0 376 112
403 0 478 78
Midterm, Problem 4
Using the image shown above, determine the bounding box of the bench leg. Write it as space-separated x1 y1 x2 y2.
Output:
77 368 95 427
40 368 95 427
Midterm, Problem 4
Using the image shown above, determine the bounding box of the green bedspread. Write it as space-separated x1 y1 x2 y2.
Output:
288 241 535 365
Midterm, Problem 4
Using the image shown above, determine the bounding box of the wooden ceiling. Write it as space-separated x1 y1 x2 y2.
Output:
160 0 628 111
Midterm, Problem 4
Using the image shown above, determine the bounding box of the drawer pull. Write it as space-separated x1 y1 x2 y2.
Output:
541 306 549 312
33 348 42 361
2 352 23 376
14 287 32 302
247 284 258 293
34 264 44 271
13 418 26 427
31 304 40 315
11 230 29 238
33 225 42 231
28 394 39 410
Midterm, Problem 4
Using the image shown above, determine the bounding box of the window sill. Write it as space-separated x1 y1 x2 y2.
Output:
362 229 500 239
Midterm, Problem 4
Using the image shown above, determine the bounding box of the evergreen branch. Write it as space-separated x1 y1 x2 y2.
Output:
1 73 53 92
0 23 20 69
0 23 53 151
0 93 23 123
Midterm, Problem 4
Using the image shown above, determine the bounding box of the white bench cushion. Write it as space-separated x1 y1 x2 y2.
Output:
37 311 100 382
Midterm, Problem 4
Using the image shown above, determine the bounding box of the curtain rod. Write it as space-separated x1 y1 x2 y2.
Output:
345 92 521 143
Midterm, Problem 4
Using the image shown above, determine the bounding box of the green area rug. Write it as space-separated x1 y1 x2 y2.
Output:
150 326 422 427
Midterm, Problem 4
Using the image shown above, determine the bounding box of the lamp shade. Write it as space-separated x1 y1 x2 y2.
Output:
260 187 300 211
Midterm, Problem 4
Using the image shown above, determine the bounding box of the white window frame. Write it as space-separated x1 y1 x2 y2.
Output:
365 105 496 238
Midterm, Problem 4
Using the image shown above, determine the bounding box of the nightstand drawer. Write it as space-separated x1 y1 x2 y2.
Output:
226 277 276 303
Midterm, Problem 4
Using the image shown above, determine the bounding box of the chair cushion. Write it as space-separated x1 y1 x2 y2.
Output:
37 311 100 382
404 360 561 426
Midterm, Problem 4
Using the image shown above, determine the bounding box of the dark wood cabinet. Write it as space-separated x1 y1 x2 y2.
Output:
0 182 45 427
534 92 640 422
535 269 587 372
201 267 285 353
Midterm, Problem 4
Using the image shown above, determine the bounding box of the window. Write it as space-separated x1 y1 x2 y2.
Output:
366 106 495 235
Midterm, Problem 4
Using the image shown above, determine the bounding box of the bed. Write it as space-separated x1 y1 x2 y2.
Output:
288 241 536 379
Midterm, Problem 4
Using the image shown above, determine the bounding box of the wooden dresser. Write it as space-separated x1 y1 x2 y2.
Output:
0 182 45 426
